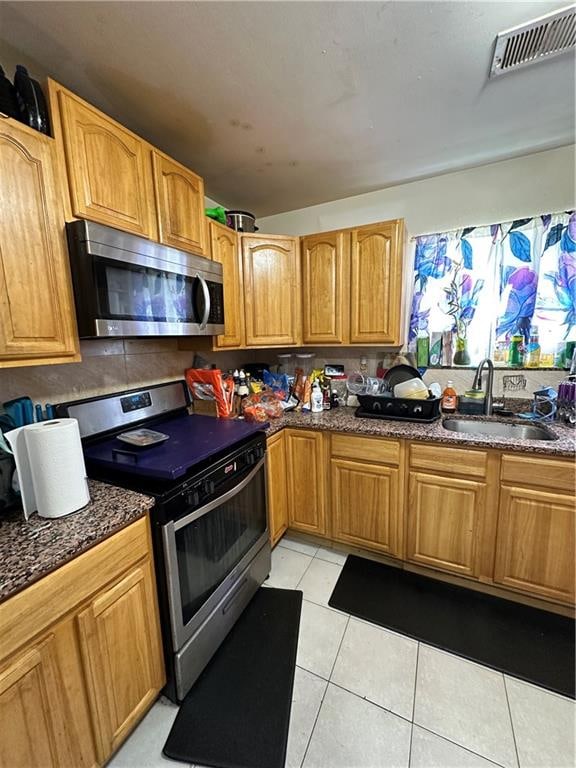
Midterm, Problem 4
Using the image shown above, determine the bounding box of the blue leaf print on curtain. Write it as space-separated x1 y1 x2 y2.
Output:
542 214 576 337
541 214 552 230
509 231 531 262
461 239 473 270
497 267 538 338
414 235 451 289
544 223 563 251
408 291 430 341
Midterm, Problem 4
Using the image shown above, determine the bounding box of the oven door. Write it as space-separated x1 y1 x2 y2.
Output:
161 456 268 651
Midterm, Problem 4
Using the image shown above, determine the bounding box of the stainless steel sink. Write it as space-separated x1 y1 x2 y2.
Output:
442 418 557 441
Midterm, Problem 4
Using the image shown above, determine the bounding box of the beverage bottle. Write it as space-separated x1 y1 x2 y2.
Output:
526 326 541 368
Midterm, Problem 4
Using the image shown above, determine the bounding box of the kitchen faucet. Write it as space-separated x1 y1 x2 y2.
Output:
472 359 494 415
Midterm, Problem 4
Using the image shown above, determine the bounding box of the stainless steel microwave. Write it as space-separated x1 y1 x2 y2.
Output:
66 220 225 338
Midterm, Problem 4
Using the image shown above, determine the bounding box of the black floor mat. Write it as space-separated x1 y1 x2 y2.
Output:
329 555 575 699
163 587 302 768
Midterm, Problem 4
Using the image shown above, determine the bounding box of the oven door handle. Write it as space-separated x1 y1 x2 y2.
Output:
173 455 266 532
196 274 211 330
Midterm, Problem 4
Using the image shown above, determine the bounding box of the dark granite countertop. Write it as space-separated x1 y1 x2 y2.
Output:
0 479 154 603
266 408 576 458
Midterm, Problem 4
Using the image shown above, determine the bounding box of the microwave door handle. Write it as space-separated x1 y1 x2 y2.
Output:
196 274 211 330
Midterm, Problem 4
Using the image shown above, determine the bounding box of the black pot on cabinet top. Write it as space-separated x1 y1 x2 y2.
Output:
0 65 19 120
13 65 50 135
226 210 259 233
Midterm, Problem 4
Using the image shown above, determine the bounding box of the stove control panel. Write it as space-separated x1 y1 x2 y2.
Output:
121 391 152 413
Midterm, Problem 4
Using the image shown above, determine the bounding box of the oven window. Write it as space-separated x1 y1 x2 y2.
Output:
175 466 266 625
96 258 200 323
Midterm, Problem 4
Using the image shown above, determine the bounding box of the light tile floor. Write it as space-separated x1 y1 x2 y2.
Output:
109 534 576 768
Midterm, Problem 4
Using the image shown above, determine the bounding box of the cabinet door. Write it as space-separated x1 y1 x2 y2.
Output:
494 486 575 603
242 235 301 346
210 220 244 347
266 432 288 545
152 151 207 255
301 231 349 344
285 429 326 535
350 220 404 344
77 560 164 763
331 458 401 557
407 471 485 578
56 86 156 238
0 626 96 768
0 120 79 367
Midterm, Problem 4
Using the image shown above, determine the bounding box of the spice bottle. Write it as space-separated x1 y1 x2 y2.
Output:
441 381 458 413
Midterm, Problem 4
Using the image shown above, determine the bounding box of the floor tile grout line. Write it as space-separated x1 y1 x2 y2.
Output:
294 554 316 590
411 641 420 723
300 614 351 768
503 674 522 768
408 642 421 767
411 723 510 768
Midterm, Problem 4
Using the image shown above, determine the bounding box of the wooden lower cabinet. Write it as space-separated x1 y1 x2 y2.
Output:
77 560 164 763
0 517 164 768
494 485 575 603
0 621 96 768
406 471 486 578
285 429 326 535
331 458 401 557
266 432 288 545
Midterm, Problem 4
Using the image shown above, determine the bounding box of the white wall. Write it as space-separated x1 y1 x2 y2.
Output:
258 145 576 237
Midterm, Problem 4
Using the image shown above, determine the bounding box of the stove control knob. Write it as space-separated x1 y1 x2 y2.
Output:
206 480 215 495
187 490 200 507
247 452 256 466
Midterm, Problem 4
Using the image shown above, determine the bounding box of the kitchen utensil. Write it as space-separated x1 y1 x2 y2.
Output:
116 429 170 447
3 396 34 427
356 395 441 422
13 65 50 134
0 65 19 119
225 210 259 232
35 404 44 422
382 364 422 391
393 378 429 400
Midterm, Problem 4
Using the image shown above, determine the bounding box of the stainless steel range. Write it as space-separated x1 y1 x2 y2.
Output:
56 381 271 702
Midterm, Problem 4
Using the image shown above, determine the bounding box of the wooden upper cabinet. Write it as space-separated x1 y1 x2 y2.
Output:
50 80 157 238
210 220 244 347
77 559 164 763
242 234 301 346
0 119 79 367
350 220 405 344
152 151 207 255
301 230 349 344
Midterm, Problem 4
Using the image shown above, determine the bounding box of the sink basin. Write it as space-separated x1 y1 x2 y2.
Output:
442 418 557 441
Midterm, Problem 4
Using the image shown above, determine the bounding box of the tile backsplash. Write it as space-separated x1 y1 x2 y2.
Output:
0 342 568 409
0 339 259 406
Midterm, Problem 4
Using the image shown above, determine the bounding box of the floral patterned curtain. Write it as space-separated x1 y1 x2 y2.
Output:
409 211 576 363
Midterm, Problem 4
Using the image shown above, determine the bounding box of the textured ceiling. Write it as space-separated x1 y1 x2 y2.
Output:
0 1 574 216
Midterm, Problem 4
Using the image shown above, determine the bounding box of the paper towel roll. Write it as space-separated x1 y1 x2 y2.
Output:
5 419 90 519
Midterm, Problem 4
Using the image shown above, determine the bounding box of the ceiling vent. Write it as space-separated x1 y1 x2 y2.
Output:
489 5 576 78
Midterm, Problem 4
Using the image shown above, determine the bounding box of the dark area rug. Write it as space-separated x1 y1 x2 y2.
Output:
329 554 575 698
163 587 302 768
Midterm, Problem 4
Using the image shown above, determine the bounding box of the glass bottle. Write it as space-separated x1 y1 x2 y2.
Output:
416 330 430 367
509 332 525 368
525 326 541 368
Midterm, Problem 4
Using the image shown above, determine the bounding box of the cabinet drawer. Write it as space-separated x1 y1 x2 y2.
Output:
409 443 487 478
0 516 150 662
501 454 575 494
331 433 400 465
